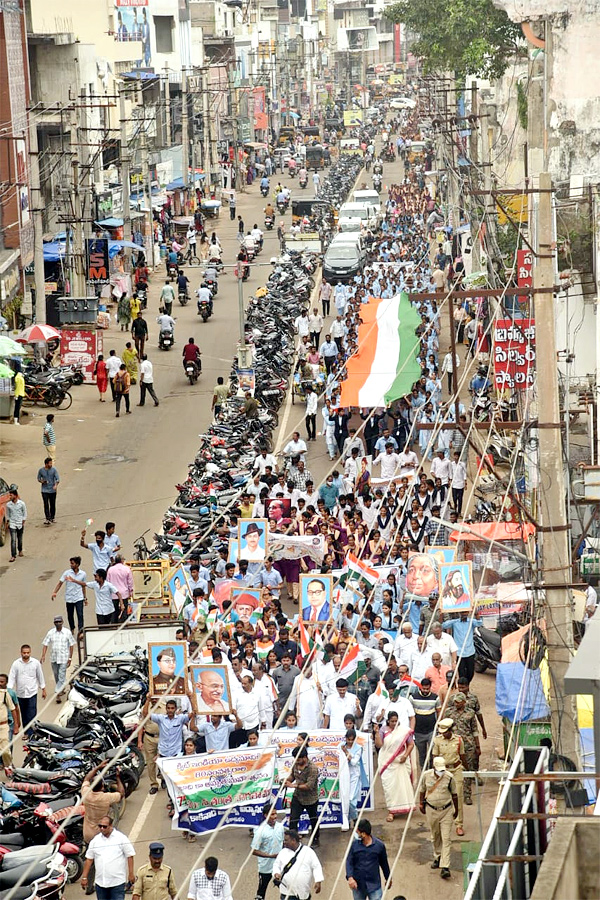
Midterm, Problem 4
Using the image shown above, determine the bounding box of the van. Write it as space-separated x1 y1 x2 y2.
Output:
338 217 363 234
353 189 381 211
339 202 378 229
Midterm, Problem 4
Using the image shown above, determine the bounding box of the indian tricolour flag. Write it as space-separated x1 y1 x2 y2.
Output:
339 643 367 680
342 552 380 588
339 292 422 408
374 680 389 703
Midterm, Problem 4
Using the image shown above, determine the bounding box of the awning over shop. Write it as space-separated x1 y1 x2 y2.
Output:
96 217 124 228
42 239 142 262
449 522 536 543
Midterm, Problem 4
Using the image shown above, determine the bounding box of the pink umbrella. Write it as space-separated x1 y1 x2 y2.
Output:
16 324 61 343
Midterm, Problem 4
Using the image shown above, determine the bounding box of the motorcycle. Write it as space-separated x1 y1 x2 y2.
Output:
264 215 274 230
471 389 494 422
260 183 269 197
167 263 178 282
197 299 211 322
0 801 84 883
473 625 502 673
178 290 189 306
158 330 173 351
185 359 201 384
288 165 297 179
276 200 287 216
136 284 148 309
299 176 308 189
373 174 382 192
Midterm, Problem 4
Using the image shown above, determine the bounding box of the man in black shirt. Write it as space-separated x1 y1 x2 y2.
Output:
411 677 441 768
131 312 149 358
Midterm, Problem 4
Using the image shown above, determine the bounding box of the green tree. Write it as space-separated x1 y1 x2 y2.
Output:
385 0 521 79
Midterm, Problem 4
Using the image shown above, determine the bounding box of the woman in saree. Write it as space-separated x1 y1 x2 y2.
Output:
374 711 416 821
355 456 371 498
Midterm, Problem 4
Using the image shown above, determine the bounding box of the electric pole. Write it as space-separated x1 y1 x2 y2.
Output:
119 85 131 243
28 112 47 322
181 69 189 187
201 67 211 193
69 100 86 296
535 171 580 768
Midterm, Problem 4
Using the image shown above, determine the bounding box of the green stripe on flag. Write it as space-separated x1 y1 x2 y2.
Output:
384 291 422 403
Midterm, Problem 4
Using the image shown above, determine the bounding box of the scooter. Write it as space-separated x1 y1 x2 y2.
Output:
159 330 173 350
264 215 274 230
473 625 502 673
299 175 308 189
373 174 382 192
185 359 201 384
178 290 189 306
260 182 269 197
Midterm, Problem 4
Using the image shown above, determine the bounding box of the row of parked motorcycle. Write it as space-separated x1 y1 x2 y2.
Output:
0 651 148 897
19 360 84 410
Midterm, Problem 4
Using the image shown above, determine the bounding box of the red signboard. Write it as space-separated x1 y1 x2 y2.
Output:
87 239 110 285
493 318 535 390
60 328 103 384
516 249 533 287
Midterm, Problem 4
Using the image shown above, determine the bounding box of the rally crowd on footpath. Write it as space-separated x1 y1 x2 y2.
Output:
2 111 494 900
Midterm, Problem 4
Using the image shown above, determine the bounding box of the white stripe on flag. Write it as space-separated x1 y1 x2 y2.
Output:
357 296 400 407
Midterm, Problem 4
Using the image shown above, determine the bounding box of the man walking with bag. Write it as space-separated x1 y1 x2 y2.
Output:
272 830 323 900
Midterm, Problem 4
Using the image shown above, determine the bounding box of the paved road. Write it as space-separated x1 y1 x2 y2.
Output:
0 151 490 900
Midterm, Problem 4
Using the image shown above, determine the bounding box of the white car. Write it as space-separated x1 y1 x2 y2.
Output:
389 97 417 110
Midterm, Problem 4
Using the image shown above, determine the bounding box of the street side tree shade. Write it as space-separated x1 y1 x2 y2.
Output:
385 0 523 80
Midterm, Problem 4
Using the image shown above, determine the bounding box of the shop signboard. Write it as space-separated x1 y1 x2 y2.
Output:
60 328 102 384
493 318 536 391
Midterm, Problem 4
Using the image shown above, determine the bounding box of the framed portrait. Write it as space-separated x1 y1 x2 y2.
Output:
127 560 169 605
426 546 457 567
238 519 268 563
165 565 192 613
148 641 188 697
405 551 441 599
265 497 292 525
439 561 473 614
231 587 263 626
301 573 333 622
189 664 233 715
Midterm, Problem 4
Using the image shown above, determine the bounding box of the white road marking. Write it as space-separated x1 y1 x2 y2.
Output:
128 789 158 844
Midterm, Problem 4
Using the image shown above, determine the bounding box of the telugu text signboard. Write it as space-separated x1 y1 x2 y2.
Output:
493 318 535 391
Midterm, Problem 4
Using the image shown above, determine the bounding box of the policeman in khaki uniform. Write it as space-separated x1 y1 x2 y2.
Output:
132 843 177 900
446 692 480 805
430 717 468 836
419 756 459 880
137 697 168 794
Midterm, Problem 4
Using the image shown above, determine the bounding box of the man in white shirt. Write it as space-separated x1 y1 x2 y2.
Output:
431 449 452 486
283 432 307 460
408 634 434 682
8 644 46 731
330 315 345 350
305 386 318 441
294 312 310 344
374 444 401 480
308 307 323 348
397 448 419 480
81 816 135 896
232 675 266 744
105 350 122 402
139 354 159 407
322 679 361 729
188 858 233 900
253 448 278 475
156 312 175 336
426 622 458 667
393 622 419 667
341 429 366 462
343 447 361 492
272 830 323 900
450 451 467 516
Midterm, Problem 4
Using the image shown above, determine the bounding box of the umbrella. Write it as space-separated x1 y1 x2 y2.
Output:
0 336 27 357
16 324 61 343
0 361 14 378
